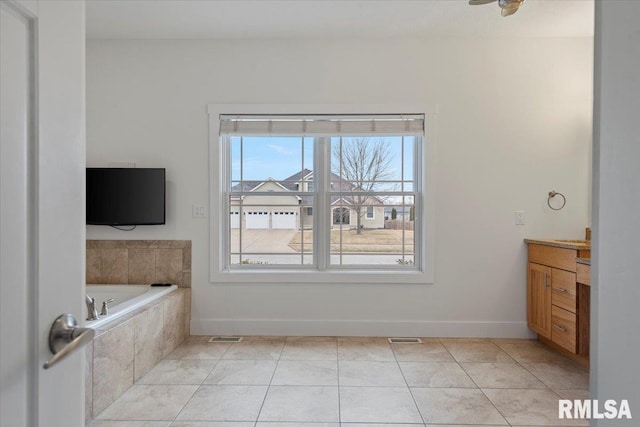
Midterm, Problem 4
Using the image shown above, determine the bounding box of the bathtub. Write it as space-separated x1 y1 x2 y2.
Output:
85 284 177 329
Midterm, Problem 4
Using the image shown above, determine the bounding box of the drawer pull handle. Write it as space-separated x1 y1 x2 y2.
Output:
544 274 549 288
555 288 567 292
553 324 567 332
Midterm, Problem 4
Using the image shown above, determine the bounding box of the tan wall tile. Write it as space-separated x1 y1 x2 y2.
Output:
92 320 135 416
128 249 156 284
99 248 128 284
182 244 191 272
162 291 186 357
85 342 93 424
155 249 183 285
86 249 101 284
95 240 127 249
133 303 164 381
126 240 159 248
181 272 191 288
184 288 191 337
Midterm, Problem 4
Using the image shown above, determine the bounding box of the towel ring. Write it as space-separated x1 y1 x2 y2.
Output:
547 191 566 211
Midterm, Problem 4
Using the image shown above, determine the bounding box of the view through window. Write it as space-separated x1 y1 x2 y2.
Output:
221 114 423 270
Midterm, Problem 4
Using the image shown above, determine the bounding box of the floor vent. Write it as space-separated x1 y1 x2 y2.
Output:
388 337 422 344
209 336 243 343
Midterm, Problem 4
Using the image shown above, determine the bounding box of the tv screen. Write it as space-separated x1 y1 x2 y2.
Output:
86 168 166 226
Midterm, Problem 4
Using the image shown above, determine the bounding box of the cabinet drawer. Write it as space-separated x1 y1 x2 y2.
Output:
529 244 576 272
551 269 577 313
577 263 590 285
551 305 577 353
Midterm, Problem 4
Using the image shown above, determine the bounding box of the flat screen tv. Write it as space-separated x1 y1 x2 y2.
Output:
86 168 166 226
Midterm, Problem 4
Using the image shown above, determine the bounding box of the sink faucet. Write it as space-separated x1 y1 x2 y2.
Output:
86 295 99 321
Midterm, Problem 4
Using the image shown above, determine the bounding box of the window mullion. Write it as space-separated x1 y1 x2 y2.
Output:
314 137 329 271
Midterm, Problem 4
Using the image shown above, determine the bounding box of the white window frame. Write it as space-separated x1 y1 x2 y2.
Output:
365 206 375 219
208 104 436 284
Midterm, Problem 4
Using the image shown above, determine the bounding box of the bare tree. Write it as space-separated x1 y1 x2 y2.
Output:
331 137 394 234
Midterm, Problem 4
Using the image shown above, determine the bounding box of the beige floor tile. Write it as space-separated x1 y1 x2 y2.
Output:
391 342 455 362
280 342 338 360
176 385 268 421
258 386 339 422
203 360 277 385
286 336 337 342
95 385 198 421
186 336 213 341
137 360 216 385
495 340 571 364
399 362 476 388
337 341 395 361
339 386 423 424
555 389 590 400
170 423 254 427
338 361 406 386
256 423 339 427
342 424 425 427
336 337 390 342
483 388 589 426
222 341 285 360
89 422 171 427
272 360 338 386
165 342 230 360
411 387 507 425
442 341 514 363
241 336 287 342
461 362 547 389
522 361 589 390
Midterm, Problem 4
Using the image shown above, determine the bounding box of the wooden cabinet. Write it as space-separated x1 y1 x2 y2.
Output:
527 263 551 337
526 242 590 366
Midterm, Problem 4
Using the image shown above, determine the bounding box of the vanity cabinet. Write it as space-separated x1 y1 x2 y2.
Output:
525 241 590 366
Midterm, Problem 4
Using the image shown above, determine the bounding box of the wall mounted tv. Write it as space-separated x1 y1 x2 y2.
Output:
86 168 166 226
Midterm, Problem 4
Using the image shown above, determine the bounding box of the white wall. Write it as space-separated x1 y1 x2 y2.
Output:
592 1 640 423
87 37 592 337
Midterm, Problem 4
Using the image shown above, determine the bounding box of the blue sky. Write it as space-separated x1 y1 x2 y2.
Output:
231 136 415 184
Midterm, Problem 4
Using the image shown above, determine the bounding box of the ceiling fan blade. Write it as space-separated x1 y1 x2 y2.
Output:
501 7 519 17
469 0 497 5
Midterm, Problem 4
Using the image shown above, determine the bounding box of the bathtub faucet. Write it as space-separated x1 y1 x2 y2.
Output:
86 295 99 321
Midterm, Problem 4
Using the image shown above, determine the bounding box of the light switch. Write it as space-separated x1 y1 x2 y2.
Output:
515 211 525 225
192 204 207 218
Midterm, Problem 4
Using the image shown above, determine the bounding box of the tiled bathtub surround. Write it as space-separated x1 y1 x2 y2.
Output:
85 288 190 423
87 240 191 287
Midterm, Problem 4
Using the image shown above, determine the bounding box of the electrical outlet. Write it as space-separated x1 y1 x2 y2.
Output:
192 204 207 218
515 211 525 225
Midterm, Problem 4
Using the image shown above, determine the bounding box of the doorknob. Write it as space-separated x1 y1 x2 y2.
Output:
43 314 95 370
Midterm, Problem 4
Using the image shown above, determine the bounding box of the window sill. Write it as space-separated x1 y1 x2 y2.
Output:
210 268 433 285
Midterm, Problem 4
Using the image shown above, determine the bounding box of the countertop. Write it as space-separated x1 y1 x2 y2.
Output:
576 257 591 266
524 238 591 250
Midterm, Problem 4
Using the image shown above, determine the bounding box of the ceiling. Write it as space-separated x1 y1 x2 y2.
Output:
86 0 594 40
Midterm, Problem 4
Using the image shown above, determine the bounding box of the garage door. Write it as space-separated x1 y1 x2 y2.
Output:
246 211 269 229
230 211 240 229
272 211 297 229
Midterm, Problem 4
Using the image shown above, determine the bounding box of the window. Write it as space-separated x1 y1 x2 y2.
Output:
209 105 434 284
365 206 374 219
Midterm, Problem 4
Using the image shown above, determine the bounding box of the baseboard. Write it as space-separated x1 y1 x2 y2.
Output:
190 318 535 338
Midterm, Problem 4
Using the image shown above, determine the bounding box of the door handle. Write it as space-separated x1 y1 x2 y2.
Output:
43 314 95 370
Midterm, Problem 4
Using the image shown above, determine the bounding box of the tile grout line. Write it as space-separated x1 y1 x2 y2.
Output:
252 339 286 426
392 342 427 427
336 340 342 426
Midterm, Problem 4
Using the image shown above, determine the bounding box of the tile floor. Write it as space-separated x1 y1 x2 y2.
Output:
89 336 589 427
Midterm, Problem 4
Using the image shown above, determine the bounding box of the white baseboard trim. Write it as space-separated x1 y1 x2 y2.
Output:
190 318 535 338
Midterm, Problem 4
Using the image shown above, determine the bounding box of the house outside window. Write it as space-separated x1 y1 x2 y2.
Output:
209 105 434 284
365 206 374 219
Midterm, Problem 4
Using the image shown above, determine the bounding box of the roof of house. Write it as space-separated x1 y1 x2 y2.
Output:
231 169 383 206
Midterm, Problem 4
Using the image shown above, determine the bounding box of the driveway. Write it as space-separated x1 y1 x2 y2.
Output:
230 229 298 253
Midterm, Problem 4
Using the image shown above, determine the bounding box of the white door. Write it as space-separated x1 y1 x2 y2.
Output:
1 1 86 426
272 211 297 229
246 211 270 229
230 211 240 229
